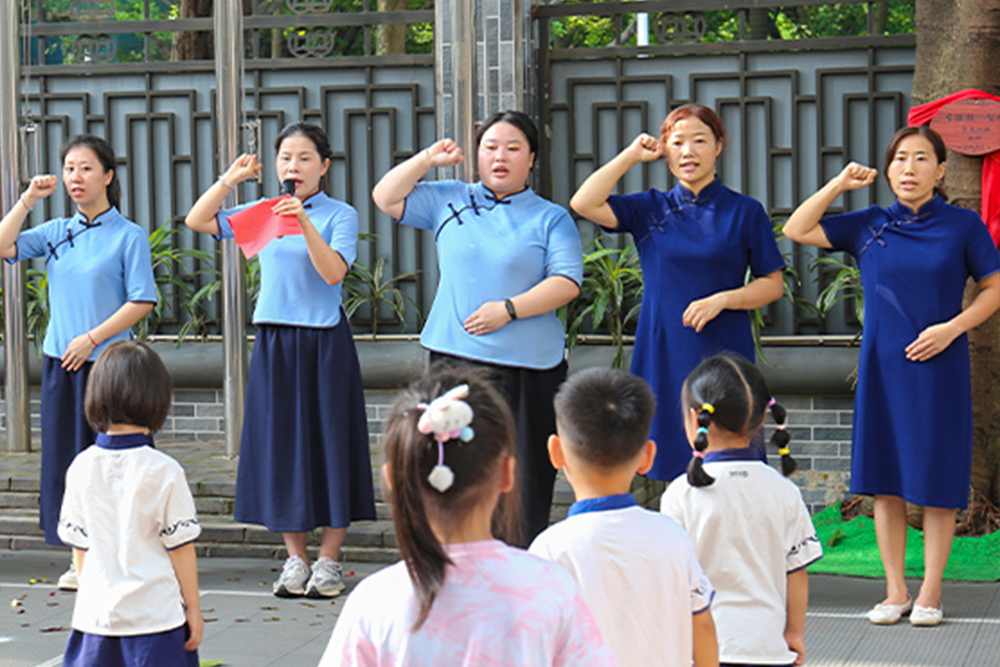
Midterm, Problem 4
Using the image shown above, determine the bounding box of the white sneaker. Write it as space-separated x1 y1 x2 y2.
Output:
272 556 311 598
306 557 346 598
57 560 78 591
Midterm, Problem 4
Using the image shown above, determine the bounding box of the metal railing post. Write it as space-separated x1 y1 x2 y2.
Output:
214 0 248 457
1 0 31 453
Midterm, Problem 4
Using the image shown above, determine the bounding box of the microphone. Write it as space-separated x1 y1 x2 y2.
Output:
281 179 296 197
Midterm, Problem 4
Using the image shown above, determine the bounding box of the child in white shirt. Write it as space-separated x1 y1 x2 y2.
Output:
530 367 719 667
320 365 616 666
661 355 822 667
58 341 202 666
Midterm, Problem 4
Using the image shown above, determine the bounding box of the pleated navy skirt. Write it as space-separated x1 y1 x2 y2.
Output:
234 321 376 532
40 356 96 546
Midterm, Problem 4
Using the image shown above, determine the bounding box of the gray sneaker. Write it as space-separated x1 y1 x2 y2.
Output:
305 557 345 598
273 555 311 597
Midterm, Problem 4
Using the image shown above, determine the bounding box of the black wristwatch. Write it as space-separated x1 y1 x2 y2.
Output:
504 298 518 321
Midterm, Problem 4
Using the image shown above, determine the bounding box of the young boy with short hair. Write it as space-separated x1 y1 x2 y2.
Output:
529 367 719 667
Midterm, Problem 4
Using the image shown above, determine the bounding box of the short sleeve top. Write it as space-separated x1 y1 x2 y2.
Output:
399 181 583 369
10 207 157 360
217 191 359 327
319 540 617 666
58 432 201 636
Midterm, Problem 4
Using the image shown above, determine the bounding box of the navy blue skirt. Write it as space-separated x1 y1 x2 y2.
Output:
41 356 96 546
234 322 376 532
63 625 198 667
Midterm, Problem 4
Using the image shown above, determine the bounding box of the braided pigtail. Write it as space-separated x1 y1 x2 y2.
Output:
767 397 796 476
686 403 716 487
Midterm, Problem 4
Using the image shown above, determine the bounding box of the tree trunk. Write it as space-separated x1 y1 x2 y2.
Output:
912 0 1000 513
171 0 214 61
377 0 409 55
872 2 890 35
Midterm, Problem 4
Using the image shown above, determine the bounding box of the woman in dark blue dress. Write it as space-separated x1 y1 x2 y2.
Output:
571 104 785 482
785 126 1000 627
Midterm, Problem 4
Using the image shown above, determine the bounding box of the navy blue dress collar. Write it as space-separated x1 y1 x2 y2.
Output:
887 195 945 223
567 493 638 517
674 176 723 204
703 447 760 464
95 432 154 450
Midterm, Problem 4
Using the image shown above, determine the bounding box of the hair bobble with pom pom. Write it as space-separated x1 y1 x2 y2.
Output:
416 384 476 493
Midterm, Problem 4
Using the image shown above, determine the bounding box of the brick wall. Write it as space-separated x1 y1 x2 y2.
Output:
0 388 853 513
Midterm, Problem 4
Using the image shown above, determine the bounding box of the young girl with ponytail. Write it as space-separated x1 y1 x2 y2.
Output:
319 366 615 666
661 356 821 667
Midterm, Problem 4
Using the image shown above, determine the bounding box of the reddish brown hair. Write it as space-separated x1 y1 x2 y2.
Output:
660 104 726 146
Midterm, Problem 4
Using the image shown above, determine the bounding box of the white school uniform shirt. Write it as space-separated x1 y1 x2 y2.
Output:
660 448 822 665
58 433 201 636
320 539 618 666
529 494 714 667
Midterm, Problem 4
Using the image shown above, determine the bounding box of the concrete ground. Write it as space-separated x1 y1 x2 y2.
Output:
2 550 997 667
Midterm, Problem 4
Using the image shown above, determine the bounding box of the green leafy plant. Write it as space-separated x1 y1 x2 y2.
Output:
812 254 864 331
25 268 49 356
563 238 643 369
752 222 821 362
136 223 214 340
342 256 421 338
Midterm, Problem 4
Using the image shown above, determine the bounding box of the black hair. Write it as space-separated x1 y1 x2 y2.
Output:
475 110 539 156
383 363 521 631
85 341 173 433
60 134 121 210
883 125 949 202
730 356 796 476
553 367 655 468
682 355 795 487
274 121 333 190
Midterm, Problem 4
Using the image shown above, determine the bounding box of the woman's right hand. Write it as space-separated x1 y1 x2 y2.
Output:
626 133 664 164
23 175 58 208
221 153 262 186
832 162 877 193
424 139 464 168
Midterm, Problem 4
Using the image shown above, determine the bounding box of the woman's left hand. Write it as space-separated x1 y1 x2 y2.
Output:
62 334 97 371
682 293 726 333
272 195 307 224
905 322 960 362
464 301 511 336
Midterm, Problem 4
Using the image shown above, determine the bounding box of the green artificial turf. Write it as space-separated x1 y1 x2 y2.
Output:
808 502 1000 582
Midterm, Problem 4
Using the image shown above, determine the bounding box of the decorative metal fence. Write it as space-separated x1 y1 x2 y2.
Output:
14 0 436 335
533 0 916 336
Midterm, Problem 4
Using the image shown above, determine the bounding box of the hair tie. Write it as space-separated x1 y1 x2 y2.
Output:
775 423 787 431
778 448 790 456
416 384 476 493
697 427 709 435
767 397 777 407
701 403 715 414
692 450 704 459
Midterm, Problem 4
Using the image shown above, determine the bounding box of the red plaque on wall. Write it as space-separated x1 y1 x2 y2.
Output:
929 98 1000 156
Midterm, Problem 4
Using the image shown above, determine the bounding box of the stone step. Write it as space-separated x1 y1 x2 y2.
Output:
0 464 647 561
